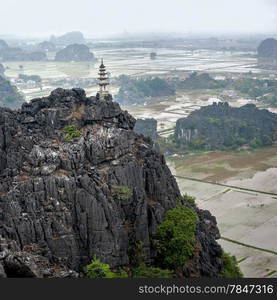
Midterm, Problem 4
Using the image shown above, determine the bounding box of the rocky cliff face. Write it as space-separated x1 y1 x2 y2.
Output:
134 118 158 139
55 44 96 62
0 89 223 277
175 102 277 150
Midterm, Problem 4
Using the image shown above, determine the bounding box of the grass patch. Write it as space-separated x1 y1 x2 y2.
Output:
221 237 277 256
85 257 128 278
266 270 277 277
111 185 133 200
63 124 82 142
220 253 243 278
237 257 248 264
176 194 196 205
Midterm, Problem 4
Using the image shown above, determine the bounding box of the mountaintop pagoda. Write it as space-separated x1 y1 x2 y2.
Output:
96 59 112 101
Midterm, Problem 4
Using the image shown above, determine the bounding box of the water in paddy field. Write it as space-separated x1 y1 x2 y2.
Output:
2 47 262 100
4 48 257 79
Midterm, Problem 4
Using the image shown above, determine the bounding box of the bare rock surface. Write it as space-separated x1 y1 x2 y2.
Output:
0 88 222 277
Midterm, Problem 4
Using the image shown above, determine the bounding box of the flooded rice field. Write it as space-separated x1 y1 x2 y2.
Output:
167 146 277 278
2 47 265 101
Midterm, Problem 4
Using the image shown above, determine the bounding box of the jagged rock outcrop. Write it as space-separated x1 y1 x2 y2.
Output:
0 88 223 277
55 44 96 62
0 236 78 278
257 38 277 69
0 76 24 108
134 118 158 139
175 102 277 150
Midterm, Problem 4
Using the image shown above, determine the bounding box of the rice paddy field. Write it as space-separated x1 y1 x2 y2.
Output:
2 47 269 101
167 147 277 278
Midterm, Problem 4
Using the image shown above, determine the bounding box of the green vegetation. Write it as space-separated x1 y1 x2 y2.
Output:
18 74 42 83
128 241 173 278
85 257 127 278
132 264 173 278
155 205 198 271
116 75 175 104
221 237 277 256
116 72 277 107
175 102 277 151
0 75 24 108
223 189 231 194
128 241 145 268
232 78 276 99
111 185 133 200
207 117 222 126
62 125 82 142
261 94 277 107
85 199 249 278
266 270 277 277
171 72 227 90
177 194 196 205
85 243 173 278
220 253 243 278
237 257 248 264
173 73 277 107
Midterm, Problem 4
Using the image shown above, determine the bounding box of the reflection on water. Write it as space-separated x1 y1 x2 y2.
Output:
56 62 97 77
3 47 261 80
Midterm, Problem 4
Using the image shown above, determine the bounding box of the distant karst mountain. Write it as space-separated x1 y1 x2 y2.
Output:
50 31 86 46
37 41 56 52
0 39 8 51
257 38 277 69
175 102 277 150
0 39 47 62
0 88 224 278
55 44 97 62
0 76 24 108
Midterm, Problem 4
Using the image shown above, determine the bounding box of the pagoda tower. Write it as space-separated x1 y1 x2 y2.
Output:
97 59 110 100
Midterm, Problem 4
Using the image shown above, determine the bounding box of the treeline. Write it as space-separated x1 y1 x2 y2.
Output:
115 72 277 107
115 75 175 105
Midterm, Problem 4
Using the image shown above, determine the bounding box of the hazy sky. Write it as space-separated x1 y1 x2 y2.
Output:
1 0 277 38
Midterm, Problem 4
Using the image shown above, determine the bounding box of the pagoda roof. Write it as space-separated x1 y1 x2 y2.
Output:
99 58 105 68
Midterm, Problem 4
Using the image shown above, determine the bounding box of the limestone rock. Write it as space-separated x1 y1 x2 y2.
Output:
257 38 277 69
55 44 96 62
0 88 223 277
